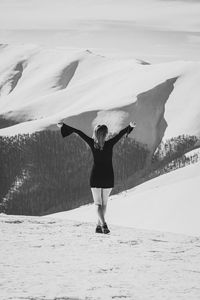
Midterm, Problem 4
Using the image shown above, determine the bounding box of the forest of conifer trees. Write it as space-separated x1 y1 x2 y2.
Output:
0 130 149 215
148 135 199 179
0 130 199 216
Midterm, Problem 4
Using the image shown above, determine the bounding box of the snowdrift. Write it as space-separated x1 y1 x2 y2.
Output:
0 44 200 152
50 160 200 237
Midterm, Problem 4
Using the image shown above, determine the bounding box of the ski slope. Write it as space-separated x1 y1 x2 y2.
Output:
50 160 200 237
0 44 200 151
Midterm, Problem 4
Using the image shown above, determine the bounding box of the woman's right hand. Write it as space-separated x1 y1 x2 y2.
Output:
57 122 64 128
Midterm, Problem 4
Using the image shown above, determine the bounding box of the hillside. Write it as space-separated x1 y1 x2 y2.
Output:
50 160 200 237
0 44 200 152
0 44 200 216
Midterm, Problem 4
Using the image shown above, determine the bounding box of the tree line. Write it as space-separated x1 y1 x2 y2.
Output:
0 130 149 215
1 131 199 216
147 134 199 180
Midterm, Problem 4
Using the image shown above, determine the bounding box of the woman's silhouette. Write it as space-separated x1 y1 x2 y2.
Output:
57 121 136 234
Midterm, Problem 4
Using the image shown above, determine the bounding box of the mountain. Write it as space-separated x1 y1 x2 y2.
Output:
0 44 200 153
0 44 200 217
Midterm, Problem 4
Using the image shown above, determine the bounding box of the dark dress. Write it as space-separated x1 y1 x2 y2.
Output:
61 123 133 188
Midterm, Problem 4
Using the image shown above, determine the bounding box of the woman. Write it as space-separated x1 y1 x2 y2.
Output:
57 121 136 234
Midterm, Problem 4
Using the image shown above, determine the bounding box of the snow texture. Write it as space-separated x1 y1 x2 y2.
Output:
1 214 200 300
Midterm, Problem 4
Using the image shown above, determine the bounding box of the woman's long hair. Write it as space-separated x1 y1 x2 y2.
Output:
93 124 108 150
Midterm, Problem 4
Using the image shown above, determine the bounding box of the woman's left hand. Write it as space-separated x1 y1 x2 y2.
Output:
130 121 136 128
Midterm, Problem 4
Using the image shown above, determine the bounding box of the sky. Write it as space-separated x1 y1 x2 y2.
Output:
0 0 200 63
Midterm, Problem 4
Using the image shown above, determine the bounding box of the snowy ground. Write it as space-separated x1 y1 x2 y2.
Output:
1 214 200 300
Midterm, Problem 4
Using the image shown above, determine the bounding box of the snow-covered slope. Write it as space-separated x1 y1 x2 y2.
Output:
1 214 200 300
50 160 200 237
0 44 200 152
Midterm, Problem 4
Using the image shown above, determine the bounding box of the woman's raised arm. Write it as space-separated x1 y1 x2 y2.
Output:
58 122 93 147
107 122 136 146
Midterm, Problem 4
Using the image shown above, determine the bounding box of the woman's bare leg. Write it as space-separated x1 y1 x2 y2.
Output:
91 188 105 225
102 188 112 218
96 205 105 225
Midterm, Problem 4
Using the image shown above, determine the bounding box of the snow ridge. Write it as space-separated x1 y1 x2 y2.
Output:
0 45 200 153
